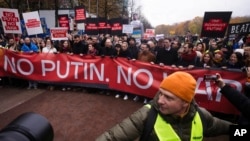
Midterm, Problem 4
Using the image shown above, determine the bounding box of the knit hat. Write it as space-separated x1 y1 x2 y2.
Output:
160 71 196 103
214 50 223 56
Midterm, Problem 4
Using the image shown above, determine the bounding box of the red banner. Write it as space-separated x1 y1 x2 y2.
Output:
0 49 247 115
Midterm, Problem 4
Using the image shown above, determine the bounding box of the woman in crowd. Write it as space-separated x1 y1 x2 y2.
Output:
226 52 244 70
17 38 24 51
198 51 215 69
212 50 227 69
57 40 72 91
42 38 57 90
38 40 46 52
42 39 57 54
193 42 206 61
58 40 71 54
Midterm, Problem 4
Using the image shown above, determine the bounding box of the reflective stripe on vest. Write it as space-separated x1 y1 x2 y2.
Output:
154 112 203 141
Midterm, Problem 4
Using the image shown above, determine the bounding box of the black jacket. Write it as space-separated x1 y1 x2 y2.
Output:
156 47 178 65
220 84 250 121
72 42 87 54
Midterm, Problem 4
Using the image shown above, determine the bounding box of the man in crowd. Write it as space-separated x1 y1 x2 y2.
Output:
21 37 39 53
175 42 199 69
128 37 139 60
96 71 232 141
71 35 88 55
133 43 156 104
21 37 39 89
99 38 116 56
156 38 178 66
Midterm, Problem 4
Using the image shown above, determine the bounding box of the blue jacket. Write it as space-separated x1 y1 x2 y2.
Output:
21 43 39 52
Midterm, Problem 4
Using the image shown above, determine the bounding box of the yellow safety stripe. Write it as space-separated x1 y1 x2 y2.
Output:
154 112 203 141
144 104 203 141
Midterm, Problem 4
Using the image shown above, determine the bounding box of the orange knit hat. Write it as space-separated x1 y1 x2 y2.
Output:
160 71 196 103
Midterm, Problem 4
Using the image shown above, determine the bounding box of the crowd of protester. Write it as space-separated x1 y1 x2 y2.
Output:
0 32 250 104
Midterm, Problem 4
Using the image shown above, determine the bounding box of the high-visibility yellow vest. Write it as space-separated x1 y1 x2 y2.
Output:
145 105 203 141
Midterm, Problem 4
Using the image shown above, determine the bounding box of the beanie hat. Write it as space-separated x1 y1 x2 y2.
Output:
214 50 223 56
160 71 196 103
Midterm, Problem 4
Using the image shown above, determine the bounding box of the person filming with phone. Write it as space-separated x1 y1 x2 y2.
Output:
215 73 250 124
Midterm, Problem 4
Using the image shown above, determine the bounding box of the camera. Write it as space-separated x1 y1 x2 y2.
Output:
203 74 219 81
0 112 54 141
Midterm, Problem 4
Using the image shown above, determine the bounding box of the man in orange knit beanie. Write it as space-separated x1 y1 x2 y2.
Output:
160 71 196 103
96 71 232 141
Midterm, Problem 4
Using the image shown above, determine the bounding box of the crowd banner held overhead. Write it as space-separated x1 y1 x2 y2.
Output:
110 18 123 36
50 27 68 40
143 29 155 40
85 18 99 35
0 8 22 34
0 49 247 115
74 6 86 23
227 21 250 39
22 11 43 36
58 14 70 30
98 17 110 35
76 23 85 32
201 11 232 38
122 24 134 34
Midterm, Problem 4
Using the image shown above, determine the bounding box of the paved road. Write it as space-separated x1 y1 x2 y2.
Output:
0 86 229 141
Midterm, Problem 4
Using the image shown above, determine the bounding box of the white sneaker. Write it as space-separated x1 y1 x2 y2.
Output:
62 88 66 91
115 94 120 98
123 95 128 100
133 96 139 101
143 98 148 104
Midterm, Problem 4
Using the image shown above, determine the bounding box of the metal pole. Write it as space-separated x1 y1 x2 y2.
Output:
38 0 41 10
96 0 99 18
27 0 30 11
10 0 13 8
88 0 90 14
55 0 58 27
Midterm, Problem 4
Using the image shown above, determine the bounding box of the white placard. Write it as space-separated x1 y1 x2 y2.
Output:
122 24 134 34
23 11 43 35
50 27 68 40
77 23 85 30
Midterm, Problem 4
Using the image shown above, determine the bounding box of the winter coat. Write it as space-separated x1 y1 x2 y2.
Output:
138 50 156 63
220 84 250 121
156 47 178 65
96 91 232 141
21 43 39 53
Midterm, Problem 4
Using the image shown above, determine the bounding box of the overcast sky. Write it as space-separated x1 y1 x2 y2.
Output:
135 0 250 27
